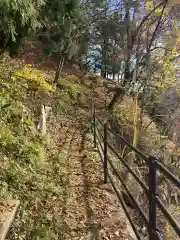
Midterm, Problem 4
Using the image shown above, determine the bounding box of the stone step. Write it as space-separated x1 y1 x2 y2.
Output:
0 200 20 240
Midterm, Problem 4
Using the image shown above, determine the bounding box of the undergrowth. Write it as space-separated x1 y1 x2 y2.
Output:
14 66 55 92
112 95 180 239
0 55 90 239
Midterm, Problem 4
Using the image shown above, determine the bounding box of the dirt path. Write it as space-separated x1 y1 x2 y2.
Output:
43 108 134 240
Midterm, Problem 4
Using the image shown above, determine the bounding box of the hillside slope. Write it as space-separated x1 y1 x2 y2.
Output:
0 56 134 240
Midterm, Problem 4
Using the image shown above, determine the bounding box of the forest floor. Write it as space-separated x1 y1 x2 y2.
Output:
23 107 134 240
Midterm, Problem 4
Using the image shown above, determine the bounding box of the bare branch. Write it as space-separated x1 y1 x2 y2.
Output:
134 0 167 42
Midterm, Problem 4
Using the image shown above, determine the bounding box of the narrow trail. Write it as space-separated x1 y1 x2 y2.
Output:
47 107 134 240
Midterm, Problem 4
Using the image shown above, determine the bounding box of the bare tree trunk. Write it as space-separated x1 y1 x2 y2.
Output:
112 67 115 80
101 3 108 79
108 1 131 110
123 0 132 86
53 56 64 84
103 67 107 78
112 72 115 80
108 87 125 110
101 37 108 78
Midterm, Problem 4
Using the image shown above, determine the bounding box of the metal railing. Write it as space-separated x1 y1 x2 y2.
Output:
92 109 180 240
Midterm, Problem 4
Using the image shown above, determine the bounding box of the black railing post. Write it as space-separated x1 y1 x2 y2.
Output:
148 156 157 240
103 123 108 183
93 108 96 148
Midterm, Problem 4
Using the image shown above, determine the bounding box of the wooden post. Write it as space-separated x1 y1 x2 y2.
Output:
93 107 96 148
149 156 157 240
104 123 108 183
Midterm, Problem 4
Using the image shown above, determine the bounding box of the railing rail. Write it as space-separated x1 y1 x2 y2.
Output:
92 109 180 240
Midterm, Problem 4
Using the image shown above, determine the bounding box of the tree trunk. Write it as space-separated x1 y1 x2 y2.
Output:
101 4 108 79
82 60 91 74
108 87 125 110
112 70 115 80
108 1 131 110
53 56 64 84
101 67 107 78
108 61 128 110
123 54 131 85
101 41 107 79
123 0 132 86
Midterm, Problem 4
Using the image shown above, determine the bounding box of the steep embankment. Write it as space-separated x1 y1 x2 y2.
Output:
0 56 134 240
108 93 180 239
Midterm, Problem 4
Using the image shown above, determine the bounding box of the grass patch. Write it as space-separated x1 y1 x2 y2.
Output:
57 75 86 98
1 146 68 239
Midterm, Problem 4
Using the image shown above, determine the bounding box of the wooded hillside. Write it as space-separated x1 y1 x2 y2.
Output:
0 1 179 239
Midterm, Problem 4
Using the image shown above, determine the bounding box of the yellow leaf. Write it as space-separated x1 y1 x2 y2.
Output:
154 81 162 88
146 0 153 11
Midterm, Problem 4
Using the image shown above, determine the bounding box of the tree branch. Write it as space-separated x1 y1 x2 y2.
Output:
147 0 168 52
135 1 166 39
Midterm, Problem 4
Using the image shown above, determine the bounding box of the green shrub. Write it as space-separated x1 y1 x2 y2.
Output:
57 75 86 103
54 92 76 115
13 66 55 92
59 73 80 83
18 140 40 164
21 118 36 133
58 78 83 94
0 127 19 153
0 126 40 164
30 228 55 240
0 93 31 123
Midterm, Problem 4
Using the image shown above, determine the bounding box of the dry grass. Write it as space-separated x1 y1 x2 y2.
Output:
111 95 180 239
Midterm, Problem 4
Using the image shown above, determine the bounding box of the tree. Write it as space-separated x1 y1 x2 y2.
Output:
40 0 89 83
108 0 169 110
84 0 113 77
0 0 45 56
